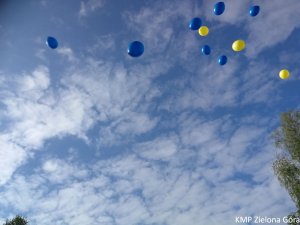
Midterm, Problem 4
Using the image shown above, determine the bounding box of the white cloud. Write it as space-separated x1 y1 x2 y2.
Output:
79 0 105 18
87 35 116 57
62 59 169 146
0 50 169 183
229 126 265 155
238 61 279 105
57 47 77 62
2 85 94 149
135 136 178 161
0 135 27 186
0 111 296 224
116 113 158 134
35 48 46 61
98 113 159 147
79 2 87 17
179 115 221 147
42 158 89 183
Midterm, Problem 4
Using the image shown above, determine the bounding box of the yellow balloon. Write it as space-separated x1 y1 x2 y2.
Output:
279 69 290 79
198 26 209 36
232 40 246 52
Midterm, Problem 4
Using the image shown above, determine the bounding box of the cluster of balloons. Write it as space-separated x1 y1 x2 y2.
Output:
46 2 290 79
190 16 231 65
187 2 290 79
189 2 260 66
123 2 259 59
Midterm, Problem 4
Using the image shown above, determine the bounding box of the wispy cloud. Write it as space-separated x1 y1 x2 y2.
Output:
0 135 27 186
79 0 105 18
86 35 116 57
57 47 77 63
42 158 89 183
135 135 179 161
237 61 280 105
0 49 169 183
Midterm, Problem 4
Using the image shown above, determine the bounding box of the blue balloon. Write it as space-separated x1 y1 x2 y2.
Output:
201 45 211 55
249 5 260 17
218 55 227 65
128 41 144 57
46 36 58 49
214 2 225 15
189 17 202 30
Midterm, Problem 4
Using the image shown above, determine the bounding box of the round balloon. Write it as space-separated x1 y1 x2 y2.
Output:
232 40 245 52
218 55 227 65
279 69 290 79
46 36 58 49
214 2 225 15
189 18 202 30
202 45 211 55
249 6 260 17
198 26 209 36
128 41 144 57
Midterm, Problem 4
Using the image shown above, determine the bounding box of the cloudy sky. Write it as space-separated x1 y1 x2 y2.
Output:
0 0 299 224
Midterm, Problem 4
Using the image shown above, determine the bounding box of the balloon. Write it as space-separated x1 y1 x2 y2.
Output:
128 41 144 57
214 2 225 15
198 26 209 36
46 36 58 49
218 55 227 65
202 45 211 55
249 6 260 17
279 69 290 79
189 18 202 30
232 40 245 52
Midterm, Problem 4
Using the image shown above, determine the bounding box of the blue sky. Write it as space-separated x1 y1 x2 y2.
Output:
0 0 300 224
